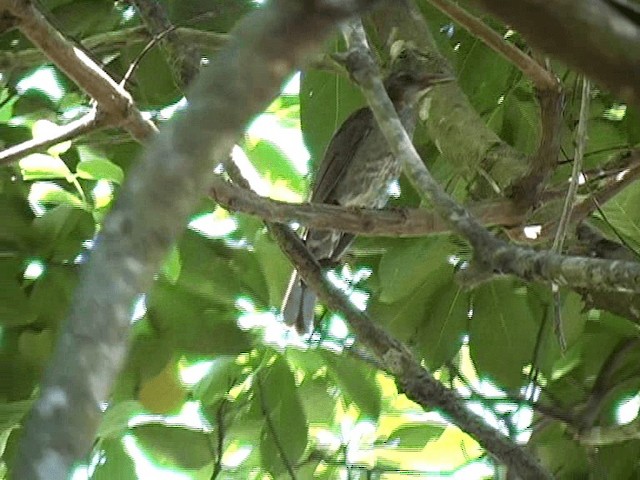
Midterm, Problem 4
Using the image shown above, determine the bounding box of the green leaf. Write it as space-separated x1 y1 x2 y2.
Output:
0 181 34 249
369 289 429 343
18 329 53 367
502 85 539 154
133 424 213 470
167 0 255 33
91 438 137 480
113 41 178 109
0 400 32 431
378 236 455 303
415 282 469 370
148 285 253 355
35 186 84 208
244 139 306 194
530 422 588 477
0 123 30 146
457 37 515 115
469 279 539 389
321 351 381 419
254 231 291 308
296 376 337 425
593 440 640 478
76 159 124 184
386 423 445 449
98 401 144 440
300 56 365 169
13 89 57 116
192 356 240 406
32 205 95 260
0 258 36 327
114 328 174 401
28 264 78 329
19 153 73 181
172 231 255 306
259 356 308 476
160 245 181 285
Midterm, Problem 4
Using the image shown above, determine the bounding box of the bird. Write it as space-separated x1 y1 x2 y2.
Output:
282 45 454 334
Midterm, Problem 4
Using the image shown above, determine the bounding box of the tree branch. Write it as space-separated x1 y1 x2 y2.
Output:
343 18 640 294
509 79 565 206
0 109 105 165
549 77 589 350
129 0 201 90
427 0 557 90
11 0 381 477
209 176 523 236
369 2 529 192
267 217 551 480
470 0 640 109
0 0 156 141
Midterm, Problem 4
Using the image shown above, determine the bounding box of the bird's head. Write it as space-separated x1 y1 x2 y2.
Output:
384 41 454 106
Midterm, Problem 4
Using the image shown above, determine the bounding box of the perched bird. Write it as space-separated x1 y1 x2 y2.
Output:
282 45 454 334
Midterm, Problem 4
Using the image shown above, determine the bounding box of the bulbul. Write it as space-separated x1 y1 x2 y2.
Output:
282 46 453 334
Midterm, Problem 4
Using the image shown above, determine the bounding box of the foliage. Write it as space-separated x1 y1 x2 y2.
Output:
1 0 640 479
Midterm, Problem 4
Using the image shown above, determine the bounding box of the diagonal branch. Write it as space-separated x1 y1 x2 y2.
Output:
11 1 381 478
343 18 640 294
509 79 565 206
470 0 640 109
0 0 156 141
267 219 551 480
427 0 557 90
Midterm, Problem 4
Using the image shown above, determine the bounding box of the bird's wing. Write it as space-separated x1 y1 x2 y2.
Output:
311 107 374 203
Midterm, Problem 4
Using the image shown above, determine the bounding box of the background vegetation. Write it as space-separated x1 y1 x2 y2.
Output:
1 0 640 478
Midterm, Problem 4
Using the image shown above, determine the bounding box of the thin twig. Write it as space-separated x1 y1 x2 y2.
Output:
550 78 590 350
553 78 590 253
129 0 200 90
0 109 106 165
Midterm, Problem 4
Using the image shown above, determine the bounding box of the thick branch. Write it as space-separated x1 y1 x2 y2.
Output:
12 1 380 478
210 176 523 236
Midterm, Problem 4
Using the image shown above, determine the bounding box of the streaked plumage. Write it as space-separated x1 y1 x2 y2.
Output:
282 47 453 334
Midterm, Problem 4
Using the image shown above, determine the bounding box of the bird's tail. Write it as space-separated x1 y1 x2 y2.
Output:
281 271 316 334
